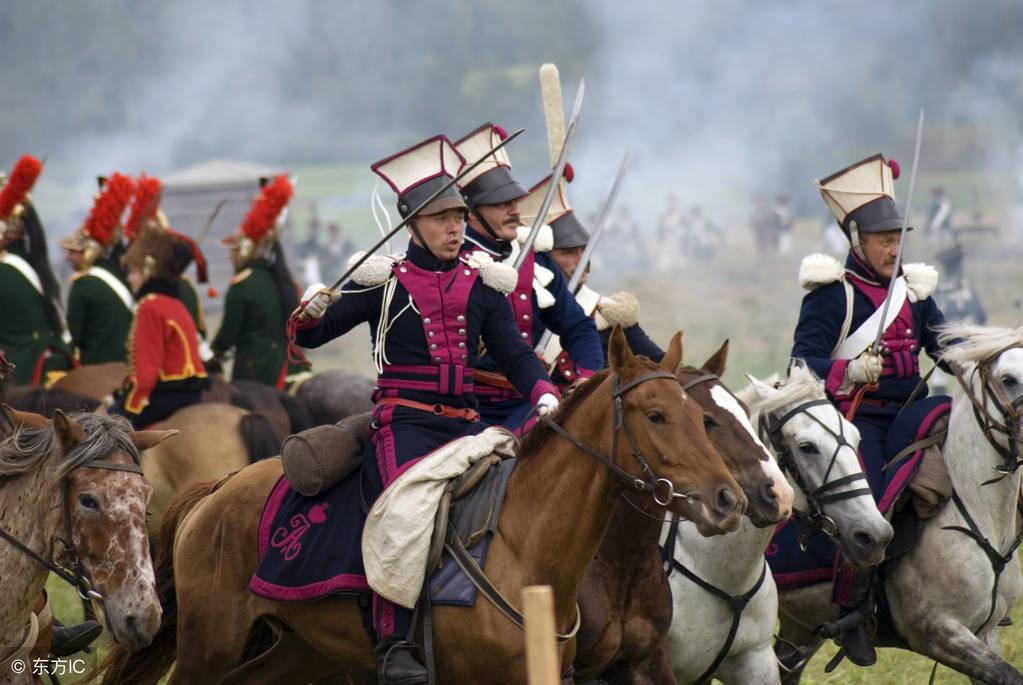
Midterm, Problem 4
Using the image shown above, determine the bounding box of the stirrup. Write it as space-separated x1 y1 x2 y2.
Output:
774 635 813 674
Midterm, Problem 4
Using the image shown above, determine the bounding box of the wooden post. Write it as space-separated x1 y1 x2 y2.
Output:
522 584 559 685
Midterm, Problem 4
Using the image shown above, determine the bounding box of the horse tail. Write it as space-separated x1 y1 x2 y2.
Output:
90 480 218 685
279 391 314 433
239 412 284 463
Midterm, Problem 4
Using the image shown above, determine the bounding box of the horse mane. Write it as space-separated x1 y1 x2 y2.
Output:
745 359 826 427
0 412 139 479
937 323 1023 365
518 368 613 459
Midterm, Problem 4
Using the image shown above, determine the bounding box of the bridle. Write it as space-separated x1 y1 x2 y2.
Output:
542 370 699 507
0 448 144 622
950 343 1023 484
758 398 872 546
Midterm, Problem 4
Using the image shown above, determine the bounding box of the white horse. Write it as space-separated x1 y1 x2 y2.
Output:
776 323 1023 684
664 360 893 684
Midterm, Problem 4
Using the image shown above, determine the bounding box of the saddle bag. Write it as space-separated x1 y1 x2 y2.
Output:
281 413 372 496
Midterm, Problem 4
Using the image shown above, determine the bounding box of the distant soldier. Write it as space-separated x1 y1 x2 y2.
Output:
0 155 73 386
111 213 209 427
933 242 986 325
774 193 794 255
926 186 952 237
60 173 136 365
214 175 308 388
454 123 602 428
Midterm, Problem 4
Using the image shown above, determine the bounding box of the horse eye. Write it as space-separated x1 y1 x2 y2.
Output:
1001 375 1018 388
78 494 100 511
798 442 819 455
703 414 718 429
647 411 666 424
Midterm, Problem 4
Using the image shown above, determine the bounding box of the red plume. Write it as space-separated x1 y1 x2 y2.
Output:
124 175 163 241
888 158 900 180
81 172 136 247
240 175 293 243
563 162 575 183
0 155 43 220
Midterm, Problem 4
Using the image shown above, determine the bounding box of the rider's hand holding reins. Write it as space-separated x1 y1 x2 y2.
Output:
847 352 883 385
299 282 341 320
536 392 560 417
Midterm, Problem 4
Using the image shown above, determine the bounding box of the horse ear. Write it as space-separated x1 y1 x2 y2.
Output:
132 429 180 451
607 325 635 372
52 410 85 450
702 339 729 377
744 374 778 401
660 331 684 373
2 404 51 431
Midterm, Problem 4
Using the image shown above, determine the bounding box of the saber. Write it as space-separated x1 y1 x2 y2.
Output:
194 198 228 244
534 150 629 355
871 110 924 355
513 79 585 270
293 128 524 321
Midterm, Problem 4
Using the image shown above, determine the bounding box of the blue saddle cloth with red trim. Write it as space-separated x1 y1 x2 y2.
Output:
766 396 951 588
249 466 496 607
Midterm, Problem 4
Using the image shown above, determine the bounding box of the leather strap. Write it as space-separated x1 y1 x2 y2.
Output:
375 398 479 421
471 369 516 391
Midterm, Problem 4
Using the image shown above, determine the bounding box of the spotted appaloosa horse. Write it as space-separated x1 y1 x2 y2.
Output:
0 408 174 684
93 328 747 684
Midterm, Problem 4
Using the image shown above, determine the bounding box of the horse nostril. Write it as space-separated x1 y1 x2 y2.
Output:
852 530 876 551
715 486 738 515
760 481 779 505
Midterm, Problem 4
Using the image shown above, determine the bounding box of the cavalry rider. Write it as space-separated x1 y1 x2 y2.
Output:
124 175 211 342
60 173 137 365
292 134 559 684
109 218 209 428
0 155 73 387
213 175 309 389
454 123 602 427
792 153 949 666
523 170 664 388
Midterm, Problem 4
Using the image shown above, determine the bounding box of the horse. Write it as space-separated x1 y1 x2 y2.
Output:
774 324 1023 684
52 362 127 403
0 407 174 684
664 359 892 684
91 328 747 685
140 403 283 538
295 369 375 426
572 339 795 684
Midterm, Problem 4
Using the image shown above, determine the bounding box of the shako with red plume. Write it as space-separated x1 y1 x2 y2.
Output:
0 154 44 223
222 174 294 261
124 175 164 242
60 172 137 261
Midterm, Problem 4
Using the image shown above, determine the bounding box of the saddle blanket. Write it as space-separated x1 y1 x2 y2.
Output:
249 427 517 607
767 397 951 588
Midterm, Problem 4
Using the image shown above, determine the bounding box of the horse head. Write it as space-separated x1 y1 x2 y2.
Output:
2 406 177 650
603 326 746 535
742 361 893 568
677 339 794 527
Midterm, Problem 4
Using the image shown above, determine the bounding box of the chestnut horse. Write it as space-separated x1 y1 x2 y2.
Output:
92 328 745 684
0 408 174 684
574 340 795 683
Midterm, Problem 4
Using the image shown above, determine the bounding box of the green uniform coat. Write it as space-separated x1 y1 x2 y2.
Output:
67 262 134 364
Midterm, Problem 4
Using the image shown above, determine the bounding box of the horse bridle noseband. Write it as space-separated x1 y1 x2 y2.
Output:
542 370 699 507
951 343 1023 484
0 455 144 618
759 398 872 544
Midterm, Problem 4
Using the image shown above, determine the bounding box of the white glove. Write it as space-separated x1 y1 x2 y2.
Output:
300 283 340 319
536 392 560 417
846 352 883 384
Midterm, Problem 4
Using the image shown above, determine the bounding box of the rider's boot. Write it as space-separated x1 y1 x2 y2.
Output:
50 617 103 657
823 565 876 668
376 639 428 685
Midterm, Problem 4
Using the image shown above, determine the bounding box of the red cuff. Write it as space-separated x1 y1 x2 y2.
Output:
574 367 596 379
825 359 851 400
530 380 560 405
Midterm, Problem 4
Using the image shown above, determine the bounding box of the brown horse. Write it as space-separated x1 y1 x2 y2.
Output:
0 408 174 684
52 362 127 402
92 328 745 684
573 340 795 683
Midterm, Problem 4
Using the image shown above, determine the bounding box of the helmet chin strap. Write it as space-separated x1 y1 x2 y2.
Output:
408 220 443 263
849 224 866 261
467 200 503 242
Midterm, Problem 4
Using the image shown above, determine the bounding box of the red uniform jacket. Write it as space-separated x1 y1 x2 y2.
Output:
125 293 207 413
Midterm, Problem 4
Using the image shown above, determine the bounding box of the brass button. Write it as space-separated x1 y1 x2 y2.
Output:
430 343 438 350
424 317 431 324
434 356 442 362
522 314 530 321
457 315 465 322
399 267 408 273
463 269 471 276
428 331 435 337
458 328 465 336
458 342 466 349
519 293 527 301
520 332 528 338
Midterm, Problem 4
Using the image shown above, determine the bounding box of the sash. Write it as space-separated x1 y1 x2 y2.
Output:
542 284 601 365
832 276 908 360
85 266 135 312
0 252 42 294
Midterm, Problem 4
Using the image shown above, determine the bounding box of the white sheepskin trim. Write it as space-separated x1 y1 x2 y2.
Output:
903 262 938 302
595 291 640 330
515 224 554 253
534 283 556 309
798 253 845 290
348 251 401 287
465 252 518 295
533 263 555 287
